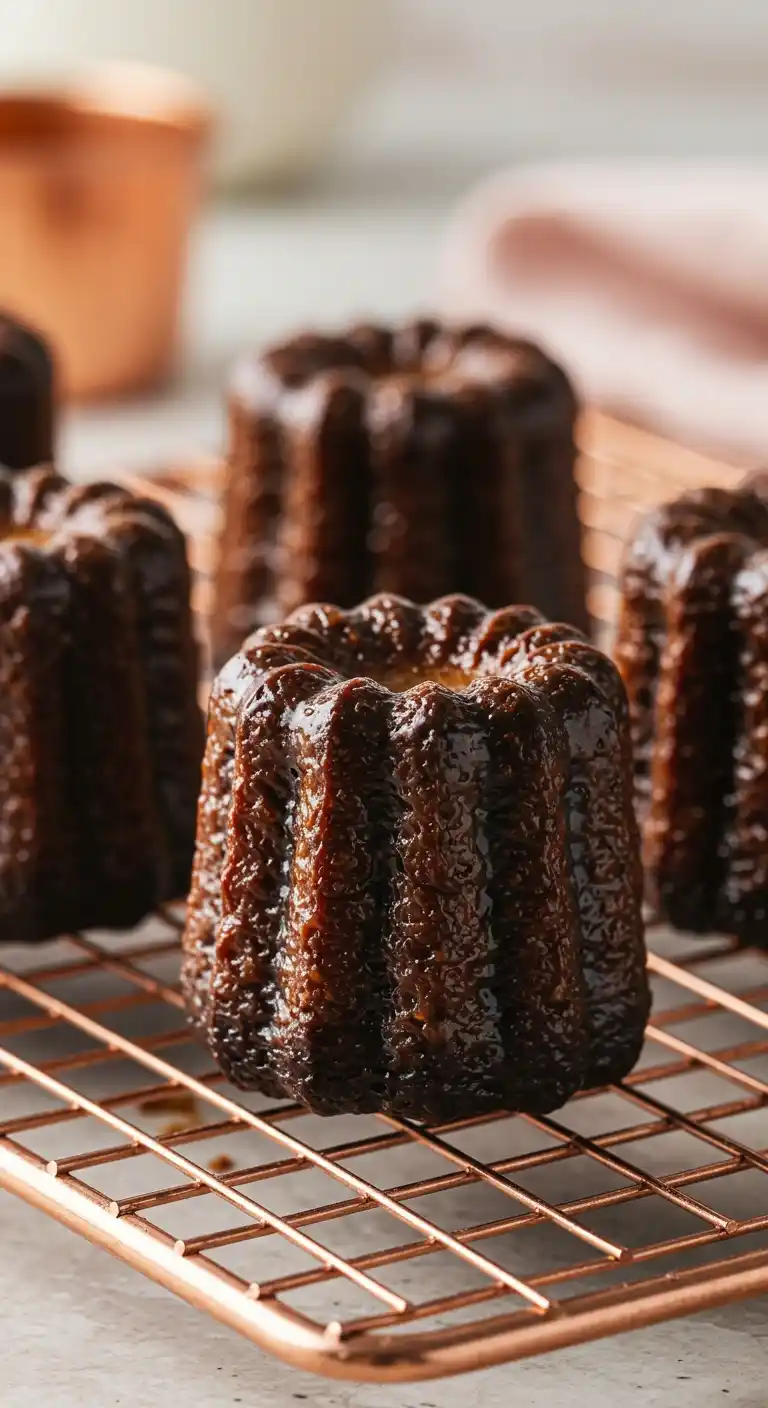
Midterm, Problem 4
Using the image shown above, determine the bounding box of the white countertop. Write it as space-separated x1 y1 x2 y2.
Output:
3 56 768 1403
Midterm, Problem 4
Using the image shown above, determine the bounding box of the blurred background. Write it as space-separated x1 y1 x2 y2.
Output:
0 0 767 471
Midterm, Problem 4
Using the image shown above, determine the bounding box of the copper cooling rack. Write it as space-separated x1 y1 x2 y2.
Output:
0 914 766 1382
1 415 766 1383
577 412 749 633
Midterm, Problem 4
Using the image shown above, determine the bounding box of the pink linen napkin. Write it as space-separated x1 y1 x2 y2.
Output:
438 165 768 464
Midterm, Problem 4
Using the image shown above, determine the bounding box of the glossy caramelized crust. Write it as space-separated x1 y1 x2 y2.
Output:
0 466 204 943
615 485 768 944
212 320 587 666
0 314 54 471
183 594 647 1121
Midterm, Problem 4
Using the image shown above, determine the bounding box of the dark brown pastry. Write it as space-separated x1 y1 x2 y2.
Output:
0 313 55 471
0 465 204 942
615 485 768 944
183 593 647 1121
212 321 588 666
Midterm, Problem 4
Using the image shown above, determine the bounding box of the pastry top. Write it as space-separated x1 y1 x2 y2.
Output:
0 463 181 554
622 485 768 577
230 318 575 421
216 591 618 709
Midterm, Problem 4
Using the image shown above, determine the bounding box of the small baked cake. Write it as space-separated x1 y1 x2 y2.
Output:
0 466 203 943
615 484 768 944
183 594 647 1121
212 320 588 666
0 313 54 471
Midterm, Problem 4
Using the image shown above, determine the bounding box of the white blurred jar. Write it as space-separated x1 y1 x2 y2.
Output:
0 0 391 185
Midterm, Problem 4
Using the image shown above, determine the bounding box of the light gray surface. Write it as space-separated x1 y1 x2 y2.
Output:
3 41 768 1405
1 1209 766 1408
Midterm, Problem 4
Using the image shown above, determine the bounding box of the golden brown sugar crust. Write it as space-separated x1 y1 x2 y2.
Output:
615 485 768 942
212 320 587 666
0 465 203 942
183 593 648 1120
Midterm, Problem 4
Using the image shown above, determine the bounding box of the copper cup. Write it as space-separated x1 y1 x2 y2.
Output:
0 65 211 401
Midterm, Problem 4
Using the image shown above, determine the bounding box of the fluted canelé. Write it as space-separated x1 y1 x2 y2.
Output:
184 593 648 1121
0 465 203 942
212 320 588 666
616 484 768 946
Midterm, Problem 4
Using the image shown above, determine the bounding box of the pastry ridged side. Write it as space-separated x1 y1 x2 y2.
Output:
0 546 72 940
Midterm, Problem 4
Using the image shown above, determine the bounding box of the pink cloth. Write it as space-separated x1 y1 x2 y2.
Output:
438 165 768 464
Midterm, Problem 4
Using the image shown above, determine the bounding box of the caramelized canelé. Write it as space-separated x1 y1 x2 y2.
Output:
616 484 768 945
212 319 587 665
184 594 648 1121
0 465 203 942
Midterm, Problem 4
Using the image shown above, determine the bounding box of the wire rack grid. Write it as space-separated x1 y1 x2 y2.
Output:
0 415 766 1383
0 912 766 1382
